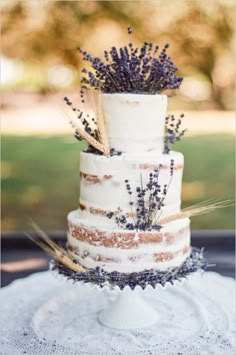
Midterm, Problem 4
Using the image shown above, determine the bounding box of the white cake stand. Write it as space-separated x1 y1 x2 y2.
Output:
53 269 197 330
98 286 159 329
51 247 206 330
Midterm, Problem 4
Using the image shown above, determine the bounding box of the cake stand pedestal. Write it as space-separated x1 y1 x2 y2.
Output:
53 270 197 331
52 247 207 330
98 287 158 329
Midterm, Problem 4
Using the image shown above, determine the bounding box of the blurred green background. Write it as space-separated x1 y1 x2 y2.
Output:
1 0 235 231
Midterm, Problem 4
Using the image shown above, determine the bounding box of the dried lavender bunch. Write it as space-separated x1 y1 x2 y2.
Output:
107 161 174 231
64 95 102 155
78 26 183 94
64 93 122 156
53 248 207 289
64 96 98 139
164 114 186 154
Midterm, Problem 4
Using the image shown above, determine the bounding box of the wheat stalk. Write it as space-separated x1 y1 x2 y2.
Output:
159 199 233 225
26 221 86 273
61 106 108 154
91 90 110 156
60 90 110 156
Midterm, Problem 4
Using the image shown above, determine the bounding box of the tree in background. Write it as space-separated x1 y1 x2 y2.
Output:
1 0 235 109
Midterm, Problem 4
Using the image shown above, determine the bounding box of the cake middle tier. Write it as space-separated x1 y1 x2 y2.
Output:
79 150 184 227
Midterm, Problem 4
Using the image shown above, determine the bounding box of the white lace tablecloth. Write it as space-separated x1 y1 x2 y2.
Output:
0 271 235 355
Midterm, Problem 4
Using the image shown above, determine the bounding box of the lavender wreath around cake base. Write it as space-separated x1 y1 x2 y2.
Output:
51 247 207 290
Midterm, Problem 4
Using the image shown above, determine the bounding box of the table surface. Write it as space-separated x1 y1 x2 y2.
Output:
1 230 235 287
1 270 235 355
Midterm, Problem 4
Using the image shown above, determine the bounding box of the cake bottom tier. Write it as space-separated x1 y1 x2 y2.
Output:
67 210 191 273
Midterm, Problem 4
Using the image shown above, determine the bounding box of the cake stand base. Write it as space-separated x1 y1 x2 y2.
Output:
98 288 158 329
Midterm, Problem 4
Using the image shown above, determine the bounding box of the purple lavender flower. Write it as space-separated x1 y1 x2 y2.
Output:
107 163 174 231
53 248 207 290
78 27 183 94
164 114 186 154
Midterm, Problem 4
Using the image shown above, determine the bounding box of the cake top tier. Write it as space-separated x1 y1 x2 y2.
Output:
64 27 186 156
102 93 167 154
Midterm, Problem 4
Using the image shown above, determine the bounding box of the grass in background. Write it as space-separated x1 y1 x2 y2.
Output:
1 134 234 231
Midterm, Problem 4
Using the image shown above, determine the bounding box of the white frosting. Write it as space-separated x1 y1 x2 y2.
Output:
101 93 167 154
79 150 184 227
67 212 190 272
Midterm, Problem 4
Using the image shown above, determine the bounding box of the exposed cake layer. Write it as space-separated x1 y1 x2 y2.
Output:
67 210 190 272
102 93 167 154
79 150 184 227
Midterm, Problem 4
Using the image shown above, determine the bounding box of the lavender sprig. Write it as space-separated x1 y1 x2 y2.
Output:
64 96 98 140
64 96 123 156
164 114 186 154
107 162 174 231
64 96 102 154
78 27 183 94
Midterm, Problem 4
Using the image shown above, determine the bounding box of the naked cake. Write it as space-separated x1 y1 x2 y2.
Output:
65 27 191 274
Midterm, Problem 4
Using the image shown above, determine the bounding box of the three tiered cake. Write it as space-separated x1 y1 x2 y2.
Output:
62 27 198 276
67 93 190 273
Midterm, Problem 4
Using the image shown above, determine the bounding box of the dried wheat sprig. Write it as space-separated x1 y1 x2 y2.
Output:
89 90 102 143
60 105 108 155
182 197 217 211
91 90 110 156
26 221 86 273
159 200 233 225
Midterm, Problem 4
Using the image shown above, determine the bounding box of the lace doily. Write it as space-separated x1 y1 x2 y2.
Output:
0 271 235 355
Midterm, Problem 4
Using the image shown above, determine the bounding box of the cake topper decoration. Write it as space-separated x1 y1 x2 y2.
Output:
78 26 183 94
64 26 186 153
